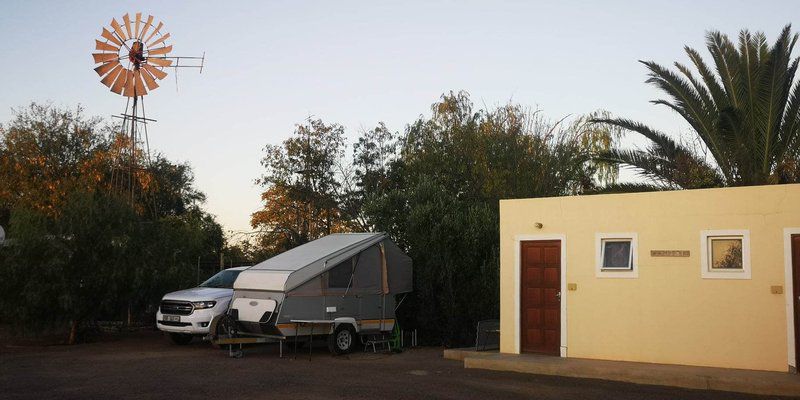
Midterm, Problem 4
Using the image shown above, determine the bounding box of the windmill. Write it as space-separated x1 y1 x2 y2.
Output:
91 12 204 207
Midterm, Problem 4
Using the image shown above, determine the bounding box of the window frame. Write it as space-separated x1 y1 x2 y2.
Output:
326 259 354 289
700 229 751 280
595 232 638 278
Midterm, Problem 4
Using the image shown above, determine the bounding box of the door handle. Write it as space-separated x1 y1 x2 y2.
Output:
556 291 562 301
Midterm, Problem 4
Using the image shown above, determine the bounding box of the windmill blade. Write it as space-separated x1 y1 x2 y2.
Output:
133 70 148 96
110 68 128 94
94 60 120 76
95 39 119 52
147 45 172 56
111 18 127 41
146 57 173 67
100 65 124 87
142 63 168 80
134 13 142 39
122 70 136 97
144 21 163 44
148 32 170 48
101 28 123 46
123 14 133 39
139 15 154 40
140 68 160 91
92 53 118 63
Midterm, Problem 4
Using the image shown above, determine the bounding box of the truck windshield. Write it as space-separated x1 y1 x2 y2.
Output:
198 269 242 289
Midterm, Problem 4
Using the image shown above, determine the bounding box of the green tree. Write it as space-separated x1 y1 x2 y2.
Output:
0 103 225 341
361 92 615 345
0 103 112 218
251 118 350 254
595 25 800 189
0 192 136 343
340 122 399 230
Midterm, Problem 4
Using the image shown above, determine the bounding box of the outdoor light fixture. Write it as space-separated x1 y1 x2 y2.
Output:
534 222 543 229
191 301 217 309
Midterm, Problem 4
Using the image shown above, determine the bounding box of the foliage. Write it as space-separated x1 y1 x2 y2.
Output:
0 103 111 218
596 25 800 189
251 118 351 254
357 92 613 345
0 192 135 338
341 122 398 230
0 103 224 342
249 92 615 346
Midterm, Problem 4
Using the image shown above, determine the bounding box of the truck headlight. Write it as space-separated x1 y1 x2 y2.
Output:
192 301 217 309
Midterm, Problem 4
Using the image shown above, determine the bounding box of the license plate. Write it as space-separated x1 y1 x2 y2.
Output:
164 315 180 322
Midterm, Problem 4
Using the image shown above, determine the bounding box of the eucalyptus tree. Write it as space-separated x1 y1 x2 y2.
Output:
596 25 800 189
251 118 349 254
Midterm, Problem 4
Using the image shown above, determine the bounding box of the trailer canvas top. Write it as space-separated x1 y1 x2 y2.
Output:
234 232 412 295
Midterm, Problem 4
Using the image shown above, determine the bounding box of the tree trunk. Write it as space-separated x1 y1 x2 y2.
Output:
68 319 79 345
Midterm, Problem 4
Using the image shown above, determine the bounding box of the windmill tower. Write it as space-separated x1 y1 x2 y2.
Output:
91 13 204 207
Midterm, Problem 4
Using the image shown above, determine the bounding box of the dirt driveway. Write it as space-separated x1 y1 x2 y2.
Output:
0 330 794 400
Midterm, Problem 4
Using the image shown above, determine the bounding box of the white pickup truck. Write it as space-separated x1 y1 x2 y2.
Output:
156 266 247 344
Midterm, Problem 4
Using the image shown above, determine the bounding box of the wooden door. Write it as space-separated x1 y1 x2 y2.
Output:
792 235 800 373
520 240 561 355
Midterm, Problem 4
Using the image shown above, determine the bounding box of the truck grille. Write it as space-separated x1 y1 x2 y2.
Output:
160 300 193 316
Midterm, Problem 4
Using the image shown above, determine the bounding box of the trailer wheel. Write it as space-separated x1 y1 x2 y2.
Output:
169 333 193 345
328 324 356 355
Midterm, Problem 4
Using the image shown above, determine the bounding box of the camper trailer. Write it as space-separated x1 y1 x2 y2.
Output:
214 233 412 354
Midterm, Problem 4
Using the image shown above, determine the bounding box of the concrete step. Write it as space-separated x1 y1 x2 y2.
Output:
444 348 800 397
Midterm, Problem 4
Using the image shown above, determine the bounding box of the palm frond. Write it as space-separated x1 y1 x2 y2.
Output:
588 182 667 194
707 30 742 107
640 61 727 168
599 25 800 191
685 46 728 108
590 118 677 152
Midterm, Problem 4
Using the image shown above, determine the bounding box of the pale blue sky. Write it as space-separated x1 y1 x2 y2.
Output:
1 1 797 234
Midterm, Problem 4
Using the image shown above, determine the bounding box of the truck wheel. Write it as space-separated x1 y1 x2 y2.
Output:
169 333 193 345
328 324 356 355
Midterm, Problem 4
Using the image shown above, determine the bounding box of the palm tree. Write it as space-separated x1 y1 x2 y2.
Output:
595 25 800 190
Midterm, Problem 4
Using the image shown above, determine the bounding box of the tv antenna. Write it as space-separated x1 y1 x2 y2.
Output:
91 13 204 207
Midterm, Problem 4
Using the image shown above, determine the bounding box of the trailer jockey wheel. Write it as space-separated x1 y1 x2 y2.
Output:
216 314 238 338
328 324 356 355
210 313 238 349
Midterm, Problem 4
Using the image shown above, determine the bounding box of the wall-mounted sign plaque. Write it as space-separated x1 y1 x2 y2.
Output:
650 250 690 257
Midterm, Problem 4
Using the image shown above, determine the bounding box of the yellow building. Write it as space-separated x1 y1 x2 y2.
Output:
499 184 800 372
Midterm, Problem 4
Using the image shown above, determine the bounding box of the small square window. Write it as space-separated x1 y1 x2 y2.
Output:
596 233 638 278
601 240 633 270
700 230 750 279
708 237 743 270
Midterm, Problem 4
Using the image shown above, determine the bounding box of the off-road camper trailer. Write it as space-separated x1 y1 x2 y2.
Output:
217 233 412 354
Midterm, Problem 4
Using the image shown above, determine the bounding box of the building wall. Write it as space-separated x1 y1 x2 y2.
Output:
499 184 800 371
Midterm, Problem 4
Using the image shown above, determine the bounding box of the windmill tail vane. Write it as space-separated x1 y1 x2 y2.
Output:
91 12 204 211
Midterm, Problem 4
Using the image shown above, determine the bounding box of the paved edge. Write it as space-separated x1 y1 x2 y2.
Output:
444 349 800 397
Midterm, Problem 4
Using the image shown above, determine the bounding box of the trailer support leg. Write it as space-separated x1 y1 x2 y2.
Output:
308 323 314 361
293 323 299 359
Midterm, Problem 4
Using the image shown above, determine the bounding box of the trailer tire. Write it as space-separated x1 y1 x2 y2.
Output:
169 333 193 345
328 324 356 355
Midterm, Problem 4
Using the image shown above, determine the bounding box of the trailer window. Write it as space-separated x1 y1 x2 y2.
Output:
327 261 352 289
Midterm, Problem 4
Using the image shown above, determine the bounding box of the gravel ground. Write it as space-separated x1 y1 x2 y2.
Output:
0 330 795 400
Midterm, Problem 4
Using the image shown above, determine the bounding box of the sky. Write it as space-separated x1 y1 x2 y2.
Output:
1 1 798 235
